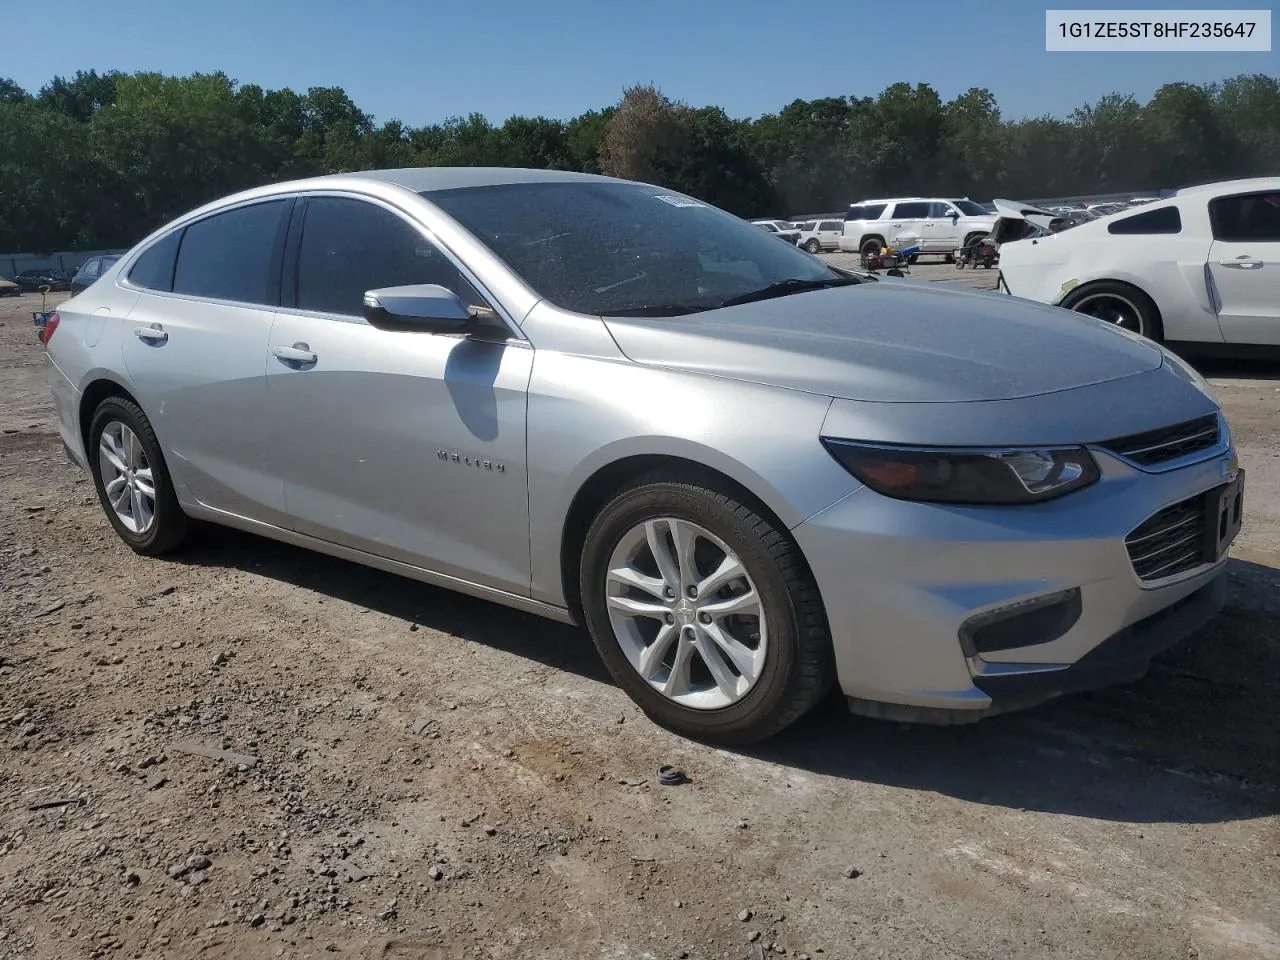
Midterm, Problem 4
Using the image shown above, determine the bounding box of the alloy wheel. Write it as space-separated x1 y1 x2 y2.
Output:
1073 292 1145 336
98 420 156 534
605 517 767 710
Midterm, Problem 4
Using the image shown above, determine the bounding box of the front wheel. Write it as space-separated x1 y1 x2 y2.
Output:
88 397 192 555
579 472 833 745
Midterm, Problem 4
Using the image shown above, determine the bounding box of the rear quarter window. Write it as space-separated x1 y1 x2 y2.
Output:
127 230 184 292
1107 206 1183 235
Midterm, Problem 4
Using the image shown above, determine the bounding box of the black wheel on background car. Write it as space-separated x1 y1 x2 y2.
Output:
1060 280 1164 341
579 471 833 745
907 254 919 265
88 396 191 555
860 236 883 260
804 238 821 254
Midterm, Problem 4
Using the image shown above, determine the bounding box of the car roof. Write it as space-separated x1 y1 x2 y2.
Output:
334 166 627 192
1174 176 1280 198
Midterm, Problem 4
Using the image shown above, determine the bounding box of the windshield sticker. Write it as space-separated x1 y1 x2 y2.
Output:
653 194 705 208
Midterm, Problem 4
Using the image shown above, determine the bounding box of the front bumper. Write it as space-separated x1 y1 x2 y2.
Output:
792 443 1238 722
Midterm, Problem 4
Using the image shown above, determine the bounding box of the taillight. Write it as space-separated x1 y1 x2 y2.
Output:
38 311 60 346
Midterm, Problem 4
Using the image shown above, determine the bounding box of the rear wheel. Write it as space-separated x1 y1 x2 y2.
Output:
88 397 192 555
579 471 833 745
804 238 821 254
1061 281 1163 341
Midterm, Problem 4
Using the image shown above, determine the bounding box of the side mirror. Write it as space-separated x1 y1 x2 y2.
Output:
949 211 961 220
362 284 507 338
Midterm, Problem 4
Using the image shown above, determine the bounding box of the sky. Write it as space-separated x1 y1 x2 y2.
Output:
7 0 1277 125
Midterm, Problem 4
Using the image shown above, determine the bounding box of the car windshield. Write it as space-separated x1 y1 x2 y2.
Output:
951 200 989 216
423 181 841 316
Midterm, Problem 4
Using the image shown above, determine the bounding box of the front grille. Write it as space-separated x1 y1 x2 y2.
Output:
1098 414 1220 468
1125 494 1207 581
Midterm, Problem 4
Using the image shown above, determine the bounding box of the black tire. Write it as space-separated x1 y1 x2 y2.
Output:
579 470 834 745
944 252 955 264
88 396 192 555
907 254 919 265
1060 280 1164 341
804 238 822 254
860 236 884 258
962 232 988 250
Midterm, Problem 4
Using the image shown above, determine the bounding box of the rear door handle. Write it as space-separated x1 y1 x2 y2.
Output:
134 324 167 343
274 342 317 364
1220 258 1263 269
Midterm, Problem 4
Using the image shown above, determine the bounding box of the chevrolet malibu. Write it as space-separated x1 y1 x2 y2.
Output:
41 168 1244 744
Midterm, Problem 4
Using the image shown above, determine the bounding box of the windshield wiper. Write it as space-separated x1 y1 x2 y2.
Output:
605 303 711 317
717 276 864 308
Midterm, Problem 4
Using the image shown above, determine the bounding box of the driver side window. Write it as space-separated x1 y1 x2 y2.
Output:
294 196 488 318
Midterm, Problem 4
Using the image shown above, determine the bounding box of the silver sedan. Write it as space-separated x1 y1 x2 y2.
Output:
41 168 1243 744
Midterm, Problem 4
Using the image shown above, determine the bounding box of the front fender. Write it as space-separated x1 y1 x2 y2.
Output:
524 351 858 607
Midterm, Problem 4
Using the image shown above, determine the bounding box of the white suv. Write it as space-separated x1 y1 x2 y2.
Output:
838 198 998 260
795 218 844 253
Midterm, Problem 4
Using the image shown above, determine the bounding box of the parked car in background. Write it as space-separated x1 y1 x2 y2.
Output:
41 167 1240 744
1084 202 1129 217
998 178 1280 350
795 219 844 253
15 268 70 292
70 255 122 294
750 219 801 245
0 276 21 297
839 198 997 260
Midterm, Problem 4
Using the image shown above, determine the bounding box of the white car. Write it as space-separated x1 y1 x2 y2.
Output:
838 198 997 260
795 218 844 253
996 178 1280 348
749 219 801 245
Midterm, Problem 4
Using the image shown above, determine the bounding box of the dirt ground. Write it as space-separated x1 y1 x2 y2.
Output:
1 274 1278 960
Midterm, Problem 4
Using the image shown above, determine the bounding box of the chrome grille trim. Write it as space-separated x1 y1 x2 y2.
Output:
1096 413 1223 471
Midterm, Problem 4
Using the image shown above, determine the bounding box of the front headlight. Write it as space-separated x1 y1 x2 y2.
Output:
820 439 1100 505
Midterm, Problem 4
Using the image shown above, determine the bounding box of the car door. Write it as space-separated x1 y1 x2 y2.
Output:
924 202 963 250
818 220 842 249
266 193 533 595
120 198 292 524
885 201 931 249
1206 190 1280 345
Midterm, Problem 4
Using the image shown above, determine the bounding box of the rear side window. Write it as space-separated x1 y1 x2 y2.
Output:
799 221 816 230
892 202 931 219
294 196 481 317
861 203 887 220
845 206 864 221
172 200 290 305
1209 191 1280 242
820 220 842 231
1108 206 1182 235
128 229 184 292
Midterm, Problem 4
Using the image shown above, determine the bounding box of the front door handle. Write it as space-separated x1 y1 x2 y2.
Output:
134 323 167 343
274 342 317 364
1219 258 1263 269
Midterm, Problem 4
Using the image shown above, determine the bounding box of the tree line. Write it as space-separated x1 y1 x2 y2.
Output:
1 70 1277 252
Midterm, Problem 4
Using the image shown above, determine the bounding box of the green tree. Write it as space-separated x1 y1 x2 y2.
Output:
38 69 121 121
0 77 30 104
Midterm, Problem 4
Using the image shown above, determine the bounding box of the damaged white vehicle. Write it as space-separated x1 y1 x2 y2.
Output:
994 179 1280 350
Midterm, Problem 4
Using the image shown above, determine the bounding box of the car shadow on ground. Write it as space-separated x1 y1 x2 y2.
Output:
1188 355 1280 381
177 528 1280 826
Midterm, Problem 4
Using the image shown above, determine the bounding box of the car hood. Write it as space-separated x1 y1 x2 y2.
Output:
602 282 1164 403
